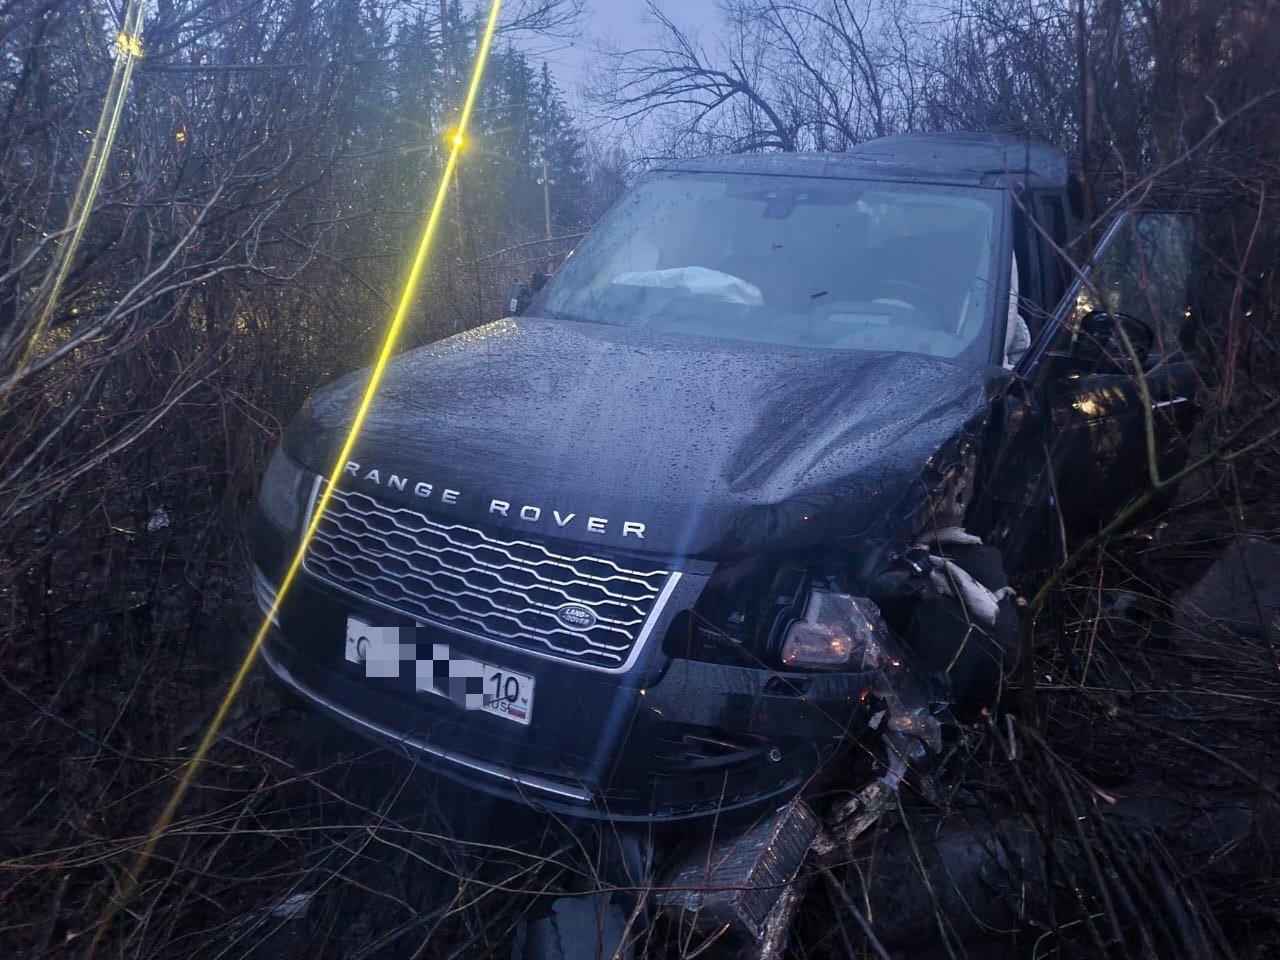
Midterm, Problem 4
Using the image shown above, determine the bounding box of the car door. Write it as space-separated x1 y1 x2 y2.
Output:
979 211 1199 567
1038 211 1200 521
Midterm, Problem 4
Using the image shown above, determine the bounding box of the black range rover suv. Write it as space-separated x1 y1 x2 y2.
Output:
251 133 1199 822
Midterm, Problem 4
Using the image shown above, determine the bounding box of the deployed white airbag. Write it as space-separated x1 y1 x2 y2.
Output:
612 266 764 306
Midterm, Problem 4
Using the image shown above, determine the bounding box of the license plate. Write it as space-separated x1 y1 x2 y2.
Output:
344 616 534 726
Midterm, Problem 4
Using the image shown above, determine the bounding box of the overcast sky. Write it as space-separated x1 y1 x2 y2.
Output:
525 0 723 101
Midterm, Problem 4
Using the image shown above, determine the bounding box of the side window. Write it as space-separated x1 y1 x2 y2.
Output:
1066 212 1198 358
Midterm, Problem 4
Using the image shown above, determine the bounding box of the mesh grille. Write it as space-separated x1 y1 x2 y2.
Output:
304 487 670 669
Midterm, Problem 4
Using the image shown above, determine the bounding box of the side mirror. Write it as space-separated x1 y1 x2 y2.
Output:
505 280 532 317
1076 309 1155 370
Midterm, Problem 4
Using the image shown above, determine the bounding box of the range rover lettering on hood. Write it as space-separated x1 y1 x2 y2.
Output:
342 460 647 539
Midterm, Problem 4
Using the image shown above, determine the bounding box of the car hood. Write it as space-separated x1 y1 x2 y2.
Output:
288 317 999 560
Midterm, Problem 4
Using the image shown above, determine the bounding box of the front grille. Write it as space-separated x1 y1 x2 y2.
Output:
304 486 671 670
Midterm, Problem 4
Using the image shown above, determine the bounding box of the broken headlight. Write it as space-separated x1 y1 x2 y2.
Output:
779 588 896 672
670 558 900 674
257 445 309 532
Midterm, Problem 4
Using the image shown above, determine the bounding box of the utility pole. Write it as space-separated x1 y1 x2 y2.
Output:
537 156 554 241
440 0 449 91
537 157 555 274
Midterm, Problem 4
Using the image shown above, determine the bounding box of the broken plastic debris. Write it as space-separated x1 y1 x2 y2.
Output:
923 525 985 548
888 710 938 740
927 555 1014 625
815 729 919 857
815 650 945 859
908 526 1018 623
146 510 170 532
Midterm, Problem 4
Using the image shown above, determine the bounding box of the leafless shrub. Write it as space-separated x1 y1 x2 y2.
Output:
3 0 1279 957
0 0 604 954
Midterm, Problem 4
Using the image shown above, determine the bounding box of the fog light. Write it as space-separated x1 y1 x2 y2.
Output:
780 589 893 671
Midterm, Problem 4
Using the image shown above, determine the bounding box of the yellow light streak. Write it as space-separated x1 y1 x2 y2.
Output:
90 0 506 948
114 30 145 58
0 0 145 409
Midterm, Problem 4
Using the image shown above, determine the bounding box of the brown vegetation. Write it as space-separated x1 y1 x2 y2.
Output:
2 0 1278 957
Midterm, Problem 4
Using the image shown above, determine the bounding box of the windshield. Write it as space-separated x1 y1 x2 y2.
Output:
538 172 1001 360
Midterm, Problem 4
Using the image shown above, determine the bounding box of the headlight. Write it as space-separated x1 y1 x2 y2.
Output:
780 589 896 671
257 445 309 532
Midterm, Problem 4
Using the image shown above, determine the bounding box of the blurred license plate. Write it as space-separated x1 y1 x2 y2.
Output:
344 616 534 725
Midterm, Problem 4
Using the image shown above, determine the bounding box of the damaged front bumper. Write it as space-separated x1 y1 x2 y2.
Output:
252 514 896 821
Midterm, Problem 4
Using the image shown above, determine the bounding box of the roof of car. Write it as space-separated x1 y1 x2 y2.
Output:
652 133 1069 189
